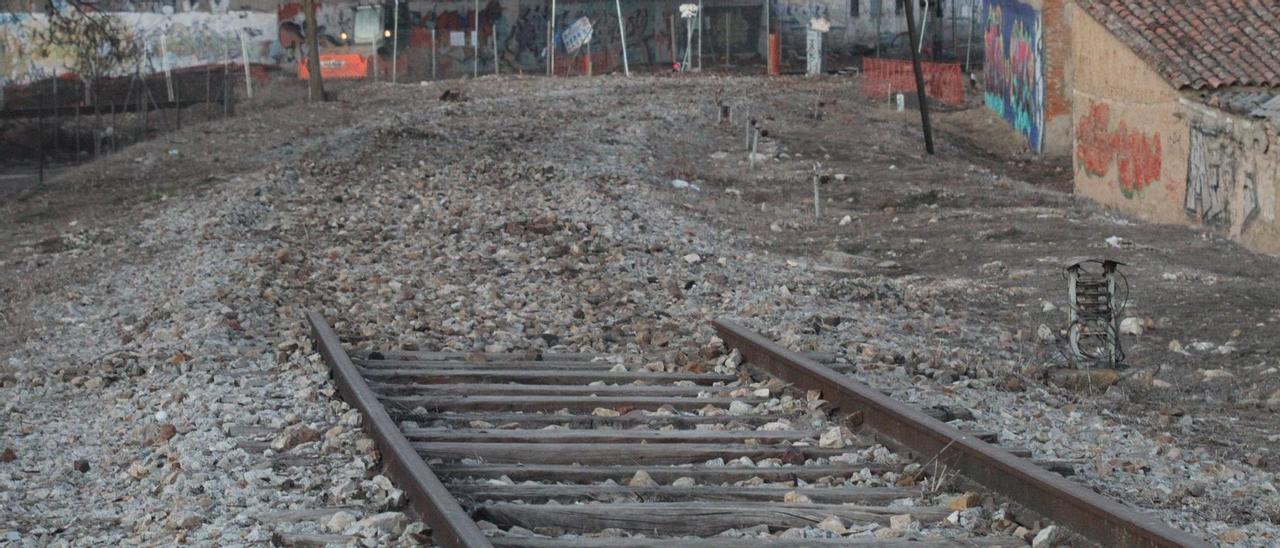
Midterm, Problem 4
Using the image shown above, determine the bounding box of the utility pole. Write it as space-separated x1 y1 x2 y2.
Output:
302 0 326 101
903 0 935 154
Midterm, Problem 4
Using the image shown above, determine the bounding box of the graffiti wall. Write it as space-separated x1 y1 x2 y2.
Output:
1070 4 1187 224
1075 101 1163 199
982 0 1044 152
1180 109 1279 246
0 9 275 84
1070 4 1280 254
275 0 673 78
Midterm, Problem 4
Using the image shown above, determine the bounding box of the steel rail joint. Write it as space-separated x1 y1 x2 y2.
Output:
713 319 1207 548
308 311 493 548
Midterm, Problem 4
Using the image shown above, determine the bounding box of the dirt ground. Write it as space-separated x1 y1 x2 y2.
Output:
665 80 1280 471
2 74 1278 544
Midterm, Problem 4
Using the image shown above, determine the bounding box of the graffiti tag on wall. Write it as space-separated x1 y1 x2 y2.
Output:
1076 101 1163 199
983 0 1044 151
1184 124 1263 229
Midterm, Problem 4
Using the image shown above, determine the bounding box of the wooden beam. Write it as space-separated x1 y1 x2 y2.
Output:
402 428 818 444
356 350 836 363
380 395 763 413
434 463 902 483
393 412 783 429
270 532 358 547
476 502 951 536
361 369 739 385
491 535 1028 547
371 383 722 398
453 483 915 504
415 442 866 464
354 350 595 361
357 359 617 370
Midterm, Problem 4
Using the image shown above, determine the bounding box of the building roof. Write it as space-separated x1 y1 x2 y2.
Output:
1075 0 1280 90
1207 89 1280 118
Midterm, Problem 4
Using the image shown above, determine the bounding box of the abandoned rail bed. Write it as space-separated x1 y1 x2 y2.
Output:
306 312 1206 547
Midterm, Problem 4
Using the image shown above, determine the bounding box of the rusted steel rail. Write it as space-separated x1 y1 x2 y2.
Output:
713 319 1208 548
307 310 1205 547
307 311 494 548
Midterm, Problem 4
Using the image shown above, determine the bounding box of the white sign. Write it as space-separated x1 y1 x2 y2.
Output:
562 17 594 54
679 4 699 18
809 17 831 33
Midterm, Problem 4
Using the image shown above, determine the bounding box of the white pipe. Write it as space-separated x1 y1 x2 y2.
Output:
238 31 252 99
431 27 437 79
161 32 174 102
615 0 629 76
918 0 929 54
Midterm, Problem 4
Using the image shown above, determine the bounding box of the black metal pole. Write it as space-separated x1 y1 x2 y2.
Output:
903 0 935 155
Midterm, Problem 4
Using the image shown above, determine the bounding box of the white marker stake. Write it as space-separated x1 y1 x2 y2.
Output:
615 0 629 76
813 164 821 218
238 32 252 99
493 31 499 75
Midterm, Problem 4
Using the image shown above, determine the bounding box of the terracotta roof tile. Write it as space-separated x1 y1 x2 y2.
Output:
1075 0 1280 89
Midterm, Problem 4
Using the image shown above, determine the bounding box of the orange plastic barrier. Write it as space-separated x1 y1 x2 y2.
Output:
862 58 964 106
299 53 371 80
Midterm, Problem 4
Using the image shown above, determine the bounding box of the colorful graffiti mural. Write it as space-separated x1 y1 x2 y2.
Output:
983 0 1044 151
1076 101 1163 199
0 10 274 84
3 0 703 83
278 0 670 77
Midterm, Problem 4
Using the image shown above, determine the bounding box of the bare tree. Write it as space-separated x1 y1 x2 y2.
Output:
32 1 141 98
302 0 327 101
32 1 141 157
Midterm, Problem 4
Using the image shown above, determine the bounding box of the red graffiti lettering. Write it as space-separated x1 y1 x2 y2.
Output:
1076 102 1162 198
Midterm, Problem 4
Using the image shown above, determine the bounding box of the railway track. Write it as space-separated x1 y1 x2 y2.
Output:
307 312 1207 548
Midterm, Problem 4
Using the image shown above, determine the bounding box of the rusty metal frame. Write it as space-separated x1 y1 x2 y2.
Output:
308 311 493 548
714 319 1208 548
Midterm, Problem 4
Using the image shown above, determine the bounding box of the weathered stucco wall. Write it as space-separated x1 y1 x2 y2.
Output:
1070 3 1187 223
1069 2 1280 254
1180 101 1280 254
